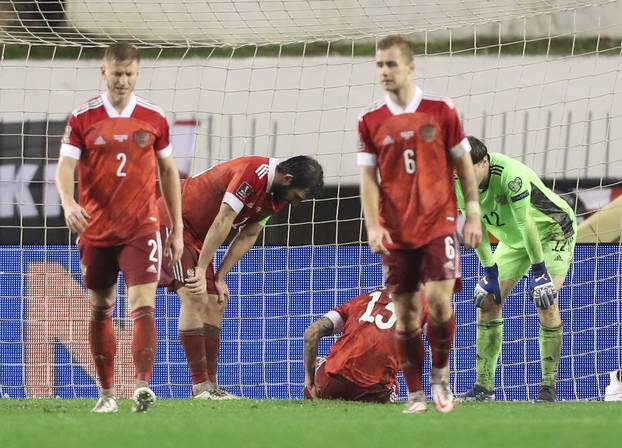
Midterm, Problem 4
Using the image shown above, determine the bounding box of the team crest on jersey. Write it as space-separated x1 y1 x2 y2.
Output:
62 125 72 144
133 130 151 148
236 182 253 200
420 125 438 142
508 177 523 193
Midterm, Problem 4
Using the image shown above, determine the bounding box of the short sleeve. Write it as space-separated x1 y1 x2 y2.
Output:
155 116 172 159
325 301 351 333
59 114 84 160
444 105 471 160
222 163 263 214
356 116 378 167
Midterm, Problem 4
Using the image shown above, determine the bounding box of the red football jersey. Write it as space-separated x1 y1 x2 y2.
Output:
357 87 470 249
323 290 400 389
159 156 286 251
60 93 171 246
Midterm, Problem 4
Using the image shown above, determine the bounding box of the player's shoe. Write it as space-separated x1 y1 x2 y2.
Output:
402 391 427 414
605 370 622 401
430 366 456 413
458 384 495 402
536 385 557 402
91 392 119 414
194 383 242 400
131 386 157 412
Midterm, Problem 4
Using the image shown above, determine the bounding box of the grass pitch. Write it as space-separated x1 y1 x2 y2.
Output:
1 399 620 448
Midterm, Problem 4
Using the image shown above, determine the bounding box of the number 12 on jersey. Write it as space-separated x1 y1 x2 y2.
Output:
403 149 416 174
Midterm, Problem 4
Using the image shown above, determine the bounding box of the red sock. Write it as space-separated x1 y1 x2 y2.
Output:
130 306 156 385
179 329 208 385
89 304 116 391
395 329 425 393
427 313 456 369
204 324 221 384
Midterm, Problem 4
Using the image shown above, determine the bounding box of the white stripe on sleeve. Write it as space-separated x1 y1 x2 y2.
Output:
60 144 82 160
223 192 244 214
324 310 344 333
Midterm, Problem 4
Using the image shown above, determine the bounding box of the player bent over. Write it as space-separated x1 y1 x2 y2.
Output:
158 155 323 399
304 289 427 403
455 136 575 402
56 43 183 413
358 35 482 413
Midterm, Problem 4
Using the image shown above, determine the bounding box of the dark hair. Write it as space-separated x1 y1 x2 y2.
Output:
468 136 489 164
104 43 140 63
277 156 324 198
377 35 414 63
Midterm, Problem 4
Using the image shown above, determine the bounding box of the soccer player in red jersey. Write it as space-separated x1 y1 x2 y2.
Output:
358 36 482 413
304 289 428 403
56 43 183 413
157 155 323 399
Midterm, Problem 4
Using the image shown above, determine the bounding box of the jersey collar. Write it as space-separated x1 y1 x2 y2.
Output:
385 85 423 115
267 157 278 192
102 92 137 118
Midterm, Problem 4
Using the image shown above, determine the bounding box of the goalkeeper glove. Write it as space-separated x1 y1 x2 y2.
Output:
473 264 502 307
530 262 556 309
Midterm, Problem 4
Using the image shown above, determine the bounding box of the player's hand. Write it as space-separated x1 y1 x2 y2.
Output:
214 276 229 304
462 216 482 249
185 266 207 295
165 227 184 267
530 262 557 309
304 383 318 400
474 264 502 307
366 225 393 255
62 200 90 234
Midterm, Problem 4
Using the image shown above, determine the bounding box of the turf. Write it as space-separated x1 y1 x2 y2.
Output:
0 400 620 448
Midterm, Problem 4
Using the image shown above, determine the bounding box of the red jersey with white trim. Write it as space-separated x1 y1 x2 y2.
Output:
323 290 399 389
60 93 171 246
159 156 286 251
357 88 469 249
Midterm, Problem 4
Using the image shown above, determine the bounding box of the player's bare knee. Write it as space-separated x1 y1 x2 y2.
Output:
88 285 116 307
538 304 562 327
479 302 502 321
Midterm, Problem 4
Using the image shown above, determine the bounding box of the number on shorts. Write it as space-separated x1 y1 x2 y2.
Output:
444 236 455 259
359 290 397 330
147 239 158 263
403 148 416 174
116 152 127 177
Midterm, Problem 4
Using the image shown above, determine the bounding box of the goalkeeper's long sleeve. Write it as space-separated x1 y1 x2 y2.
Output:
509 196 545 265
475 220 495 268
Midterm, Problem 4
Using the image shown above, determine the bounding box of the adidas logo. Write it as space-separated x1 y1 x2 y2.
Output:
94 136 106 145
146 264 158 274
555 255 563 261
255 163 269 179
443 260 455 271
383 135 394 146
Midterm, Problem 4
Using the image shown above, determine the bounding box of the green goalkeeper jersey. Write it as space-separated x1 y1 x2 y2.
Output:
455 153 576 267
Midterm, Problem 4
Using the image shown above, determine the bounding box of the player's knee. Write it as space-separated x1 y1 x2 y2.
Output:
426 300 452 322
479 302 502 321
538 305 562 327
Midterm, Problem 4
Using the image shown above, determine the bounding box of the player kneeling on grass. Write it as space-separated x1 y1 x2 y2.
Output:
455 136 576 402
304 289 427 403
157 155 323 399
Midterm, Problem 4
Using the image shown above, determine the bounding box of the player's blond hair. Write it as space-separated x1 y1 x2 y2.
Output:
377 35 414 63
104 43 140 63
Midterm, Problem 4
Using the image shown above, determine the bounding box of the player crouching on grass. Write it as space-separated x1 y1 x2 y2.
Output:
304 288 428 403
157 155 324 399
455 136 576 402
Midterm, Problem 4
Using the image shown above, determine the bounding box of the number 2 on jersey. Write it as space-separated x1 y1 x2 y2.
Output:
116 152 127 177
358 290 397 330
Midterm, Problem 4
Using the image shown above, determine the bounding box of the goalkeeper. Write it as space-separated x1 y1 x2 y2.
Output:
455 136 576 402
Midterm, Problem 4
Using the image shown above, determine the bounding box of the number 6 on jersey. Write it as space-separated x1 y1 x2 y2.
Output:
403 149 416 174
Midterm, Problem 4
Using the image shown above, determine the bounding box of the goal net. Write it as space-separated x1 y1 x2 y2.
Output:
0 0 620 400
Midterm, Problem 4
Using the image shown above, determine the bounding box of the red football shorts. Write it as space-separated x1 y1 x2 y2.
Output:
382 233 461 294
312 362 394 403
77 231 162 290
158 227 217 294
